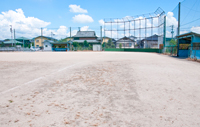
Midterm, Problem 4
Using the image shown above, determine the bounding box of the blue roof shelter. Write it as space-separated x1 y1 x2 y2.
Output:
177 32 200 59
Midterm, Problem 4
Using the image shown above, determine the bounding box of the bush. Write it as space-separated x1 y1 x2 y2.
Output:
119 43 122 49
89 44 92 50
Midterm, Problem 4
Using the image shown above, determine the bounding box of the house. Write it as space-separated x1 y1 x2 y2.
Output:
16 37 31 48
34 36 57 48
115 36 136 48
176 32 200 59
141 34 159 48
2 40 23 47
72 31 100 46
42 40 72 51
97 36 116 45
43 40 53 51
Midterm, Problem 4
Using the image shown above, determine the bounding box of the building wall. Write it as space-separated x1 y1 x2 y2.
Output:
93 45 101 51
116 39 135 48
34 37 48 47
144 40 158 48
65 38 72 41
79 37 97 40
43 41 52 51
116 42 135 48
192 36 200 43
102 38 109 43
190 36 200 59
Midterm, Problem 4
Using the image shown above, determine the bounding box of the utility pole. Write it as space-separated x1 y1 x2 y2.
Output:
70 27 71 50
170 25 174 39
178 2 181 36
177 2 181 57
163 16 166 48
51 32 53 41
70 27 71 39
14 29 16 47
10 25 13 47
41 28 43 49
100 26 102 44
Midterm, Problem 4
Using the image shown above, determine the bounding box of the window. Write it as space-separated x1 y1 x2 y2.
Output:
45 45 48 47
36 40 39 42
36 45 39 47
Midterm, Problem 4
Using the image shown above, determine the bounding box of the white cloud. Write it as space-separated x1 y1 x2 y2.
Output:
43 26 69 39
72 14 94 23
99 19 104 26
191 26 200 34
0 8 74 40
166 12 178 27
81 26 89 31
0 8 51 39
180 30 189 35
69 4 88 13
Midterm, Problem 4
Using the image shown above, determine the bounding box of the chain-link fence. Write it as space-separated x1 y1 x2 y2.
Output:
103 8 165 50
163 0 200 58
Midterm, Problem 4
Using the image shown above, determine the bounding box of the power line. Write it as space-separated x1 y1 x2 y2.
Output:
181 0 198 25
181 17 200 26
182 4 200 12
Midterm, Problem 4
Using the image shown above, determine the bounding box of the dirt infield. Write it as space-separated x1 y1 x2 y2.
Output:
0 52 200 127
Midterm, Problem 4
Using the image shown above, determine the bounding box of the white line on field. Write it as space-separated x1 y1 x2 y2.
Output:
0 62 82 95
23 77 44 85
1 86 20 94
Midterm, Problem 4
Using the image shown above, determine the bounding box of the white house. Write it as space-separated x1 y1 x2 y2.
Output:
142 34 159 48
43 40 53 51
116 36 136 48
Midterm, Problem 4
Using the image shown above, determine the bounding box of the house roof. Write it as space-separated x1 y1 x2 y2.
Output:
16 37 30 40
129 36 137 39
34 36 57 40
3 40 23 44
97 37 116 42
73 40 100 43
116 36 135 42
143 34 158 41
176 32 200 38
73 31 97 38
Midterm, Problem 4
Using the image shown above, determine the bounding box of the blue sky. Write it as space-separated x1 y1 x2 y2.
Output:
0 0 181 28
0 0 199 39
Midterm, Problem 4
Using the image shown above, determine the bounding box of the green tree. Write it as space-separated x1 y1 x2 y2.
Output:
72 42 79 51
169 39 177 46
119 43 122 49
72 42 79 47
106 39 115 48
83 40 89 47
107 39 112 47
111 44 115 48
16 42 21 45
0 42 5 47
89 44 92 50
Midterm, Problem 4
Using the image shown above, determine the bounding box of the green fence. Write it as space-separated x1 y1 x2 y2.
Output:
105 48 161 53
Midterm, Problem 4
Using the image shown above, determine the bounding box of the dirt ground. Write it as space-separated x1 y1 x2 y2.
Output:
0 52 200 127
